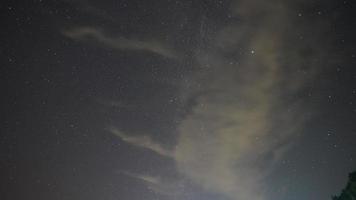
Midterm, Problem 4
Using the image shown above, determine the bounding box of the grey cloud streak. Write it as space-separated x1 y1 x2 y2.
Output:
118 171 186 197
108 127 173 158
63 27 177 58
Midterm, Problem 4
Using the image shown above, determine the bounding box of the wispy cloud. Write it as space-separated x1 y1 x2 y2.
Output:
108 127 173 158
120 171 161 185
63 27 177 58
118 171 185 196
173 1 319 200
106 0 326 200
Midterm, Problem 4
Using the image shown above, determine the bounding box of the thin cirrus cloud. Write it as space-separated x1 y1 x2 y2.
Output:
108 127 174 158
107 0 325 200
62 27 177 58
117 171 185 196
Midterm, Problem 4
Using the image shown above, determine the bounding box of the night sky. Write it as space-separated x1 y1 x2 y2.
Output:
1 0 356 200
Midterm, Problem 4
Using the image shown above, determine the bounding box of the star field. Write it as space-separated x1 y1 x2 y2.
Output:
1 1 356 200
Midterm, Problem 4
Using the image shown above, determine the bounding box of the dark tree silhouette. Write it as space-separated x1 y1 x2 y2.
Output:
332 171 356 200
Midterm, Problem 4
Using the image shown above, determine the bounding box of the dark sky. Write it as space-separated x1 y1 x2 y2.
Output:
1 0 356 200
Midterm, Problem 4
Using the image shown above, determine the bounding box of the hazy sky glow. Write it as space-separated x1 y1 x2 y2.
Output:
2 1 356 200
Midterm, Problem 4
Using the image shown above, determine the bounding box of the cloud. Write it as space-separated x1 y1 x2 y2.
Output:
173 1 319 200
108 127 173 158
63 27 177 58
118 171 185 196
120 171 161 185
107 0 326 200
